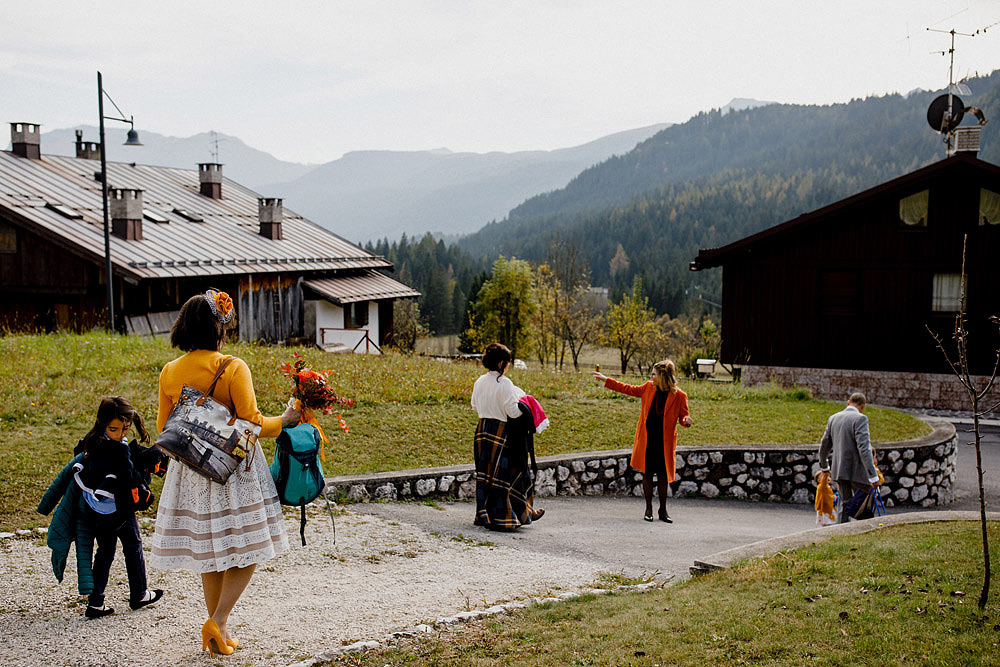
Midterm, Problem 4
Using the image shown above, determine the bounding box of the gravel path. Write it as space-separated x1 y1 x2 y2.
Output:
0 505 603 667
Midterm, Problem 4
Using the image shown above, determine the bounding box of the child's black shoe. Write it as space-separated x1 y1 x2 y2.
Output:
85 605 115 619
129 589 163 610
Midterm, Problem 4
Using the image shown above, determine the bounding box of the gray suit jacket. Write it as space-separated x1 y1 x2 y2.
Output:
818 405 879 486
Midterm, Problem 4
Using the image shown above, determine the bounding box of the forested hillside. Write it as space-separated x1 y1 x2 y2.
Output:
374 72 1000 332
499 70 1000 223
365 234 484 336
459 70 1000 313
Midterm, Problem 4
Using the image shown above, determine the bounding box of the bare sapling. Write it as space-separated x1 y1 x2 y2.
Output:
926 234 994 610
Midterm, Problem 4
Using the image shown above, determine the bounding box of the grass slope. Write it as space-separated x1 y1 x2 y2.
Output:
325 521 999 666
1 332 927 529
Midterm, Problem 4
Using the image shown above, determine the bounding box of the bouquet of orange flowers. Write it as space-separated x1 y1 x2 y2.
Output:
281 353 353 457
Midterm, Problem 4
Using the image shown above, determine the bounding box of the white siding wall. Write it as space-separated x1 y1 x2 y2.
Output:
312 299 381 354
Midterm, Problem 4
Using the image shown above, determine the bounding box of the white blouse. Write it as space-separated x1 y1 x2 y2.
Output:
471 370 525 421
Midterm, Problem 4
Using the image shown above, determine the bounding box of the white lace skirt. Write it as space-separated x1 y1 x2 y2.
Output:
150 443 289 573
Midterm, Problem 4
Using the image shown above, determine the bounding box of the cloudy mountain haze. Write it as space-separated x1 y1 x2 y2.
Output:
35 122 670 243
7 3 1000 163
258 123 671 242
39 126 315 190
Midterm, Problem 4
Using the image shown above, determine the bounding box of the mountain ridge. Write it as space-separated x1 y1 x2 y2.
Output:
39 127 316 190
38 122 674 244
257 122 672 242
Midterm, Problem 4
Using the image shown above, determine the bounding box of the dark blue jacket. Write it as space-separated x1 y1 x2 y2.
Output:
74 437 164 514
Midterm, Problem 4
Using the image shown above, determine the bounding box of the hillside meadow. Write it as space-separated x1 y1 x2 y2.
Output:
0 332 928 529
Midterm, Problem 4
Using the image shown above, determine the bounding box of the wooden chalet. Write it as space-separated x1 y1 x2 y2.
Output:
0 122 419 351
691 152 1000 409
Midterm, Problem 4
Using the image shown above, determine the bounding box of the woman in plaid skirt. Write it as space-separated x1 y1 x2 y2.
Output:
470 343 545 530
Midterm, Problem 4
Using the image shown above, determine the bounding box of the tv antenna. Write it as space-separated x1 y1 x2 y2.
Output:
210 130 223 163
926 25 992 156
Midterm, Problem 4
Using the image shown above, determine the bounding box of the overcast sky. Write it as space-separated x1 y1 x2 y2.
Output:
3 1 1000 164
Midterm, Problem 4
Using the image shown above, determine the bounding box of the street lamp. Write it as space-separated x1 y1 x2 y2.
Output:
97 70 142 331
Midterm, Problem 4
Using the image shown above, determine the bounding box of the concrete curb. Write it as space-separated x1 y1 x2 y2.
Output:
690 510 1000 575
284 581 663 667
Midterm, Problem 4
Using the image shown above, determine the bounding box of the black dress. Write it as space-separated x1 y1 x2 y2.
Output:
644 389 668 479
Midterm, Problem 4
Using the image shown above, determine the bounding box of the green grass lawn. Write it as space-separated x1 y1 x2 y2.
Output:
0 332 928 529
323 521 999 666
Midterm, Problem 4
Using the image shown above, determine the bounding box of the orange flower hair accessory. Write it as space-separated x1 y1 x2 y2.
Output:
205 289 235 324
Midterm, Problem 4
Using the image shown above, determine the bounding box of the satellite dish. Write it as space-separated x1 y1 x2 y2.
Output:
927 94 965 132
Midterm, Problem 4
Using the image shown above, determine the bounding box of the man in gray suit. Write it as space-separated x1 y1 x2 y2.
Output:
818 392 881 522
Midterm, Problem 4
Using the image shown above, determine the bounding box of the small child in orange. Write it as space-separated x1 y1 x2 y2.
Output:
814 469 838 526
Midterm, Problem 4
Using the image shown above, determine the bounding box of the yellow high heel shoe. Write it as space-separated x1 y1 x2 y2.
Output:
201 618 234 657
226 636 239 649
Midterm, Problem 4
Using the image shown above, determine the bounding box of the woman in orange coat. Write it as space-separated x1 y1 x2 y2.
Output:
593 359 692 523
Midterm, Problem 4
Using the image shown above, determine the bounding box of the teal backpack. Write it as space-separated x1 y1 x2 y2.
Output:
271 423 335 546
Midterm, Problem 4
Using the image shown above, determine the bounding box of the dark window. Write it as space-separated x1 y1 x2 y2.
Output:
0 221 15 253
344 301 369 329
354 301 369 327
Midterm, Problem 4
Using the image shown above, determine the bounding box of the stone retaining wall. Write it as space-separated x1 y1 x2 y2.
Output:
326 419 956 508
742 364 1000 412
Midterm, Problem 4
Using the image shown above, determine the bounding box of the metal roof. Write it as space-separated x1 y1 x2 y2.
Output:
303 271 421 304
690 153 1000 271
0 149 392 280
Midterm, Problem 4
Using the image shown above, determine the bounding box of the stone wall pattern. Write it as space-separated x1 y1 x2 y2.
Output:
326 419 956 509
742 365 1000 413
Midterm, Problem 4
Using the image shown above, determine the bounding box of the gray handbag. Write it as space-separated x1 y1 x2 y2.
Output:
156 356 261 484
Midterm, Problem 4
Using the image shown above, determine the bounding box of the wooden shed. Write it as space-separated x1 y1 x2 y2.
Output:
691 153 1000 409
0 123 419 350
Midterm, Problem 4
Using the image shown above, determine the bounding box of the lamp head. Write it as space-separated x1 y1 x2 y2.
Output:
123 127 142 146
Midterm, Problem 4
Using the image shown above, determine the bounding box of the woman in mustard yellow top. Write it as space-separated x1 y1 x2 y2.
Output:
150 290 299 657
593 360 692 523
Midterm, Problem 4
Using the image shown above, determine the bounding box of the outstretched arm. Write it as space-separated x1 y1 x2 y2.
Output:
592 371 646 397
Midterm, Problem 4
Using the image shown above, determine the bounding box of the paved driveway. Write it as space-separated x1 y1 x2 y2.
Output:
357 419 998 581
355 494 820 582
949 420 1000 511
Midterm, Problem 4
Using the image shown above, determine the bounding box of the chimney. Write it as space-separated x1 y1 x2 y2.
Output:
198 162 223 199
74 130 101 160
10 122 40 159
110 188 144 241
258 198 283 240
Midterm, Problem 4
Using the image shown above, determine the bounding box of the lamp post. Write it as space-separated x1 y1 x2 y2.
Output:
97 70 142 331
